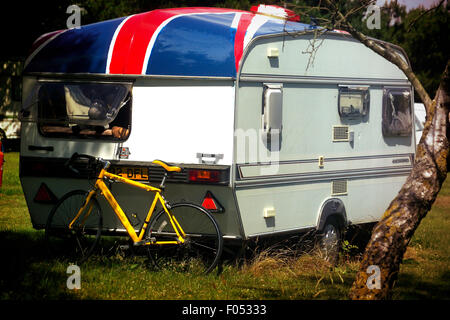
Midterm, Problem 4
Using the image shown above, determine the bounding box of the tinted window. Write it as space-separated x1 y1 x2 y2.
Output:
382 88 412 137
37 81 132 140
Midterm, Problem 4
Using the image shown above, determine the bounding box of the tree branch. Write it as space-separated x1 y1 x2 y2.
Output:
407 0 446 32
322 0 433 111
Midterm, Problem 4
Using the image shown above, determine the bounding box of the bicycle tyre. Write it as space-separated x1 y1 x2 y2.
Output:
146 202 223 274
45 190 102 263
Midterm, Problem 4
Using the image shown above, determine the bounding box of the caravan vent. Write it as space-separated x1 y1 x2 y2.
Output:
332 126 350 141
331 180 348 195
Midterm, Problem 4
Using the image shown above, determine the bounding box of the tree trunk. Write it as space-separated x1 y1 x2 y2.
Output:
349 61 450 300
317 0 449 300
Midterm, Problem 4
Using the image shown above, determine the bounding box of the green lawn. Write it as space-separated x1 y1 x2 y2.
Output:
0 152 449 300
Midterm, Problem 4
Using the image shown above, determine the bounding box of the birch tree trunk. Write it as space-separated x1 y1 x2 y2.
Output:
349 61 450 299
317 0 450 300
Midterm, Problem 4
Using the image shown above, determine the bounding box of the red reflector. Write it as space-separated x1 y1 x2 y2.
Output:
201 191 224 213
202 196 217 211
34 183 58 204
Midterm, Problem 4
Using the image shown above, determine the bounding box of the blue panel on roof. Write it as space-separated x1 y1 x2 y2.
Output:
25 17 126 74
146 13 237 77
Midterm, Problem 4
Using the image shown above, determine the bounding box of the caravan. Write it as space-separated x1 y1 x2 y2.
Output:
20 5 416 255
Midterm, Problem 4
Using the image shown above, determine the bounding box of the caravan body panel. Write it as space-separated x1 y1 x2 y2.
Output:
234 34 414 238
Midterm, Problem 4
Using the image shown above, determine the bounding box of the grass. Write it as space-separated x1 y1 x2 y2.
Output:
0 152 449 300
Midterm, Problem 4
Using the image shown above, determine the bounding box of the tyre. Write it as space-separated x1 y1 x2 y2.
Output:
45 190 102 263
146 203 223 274
317 216 342 265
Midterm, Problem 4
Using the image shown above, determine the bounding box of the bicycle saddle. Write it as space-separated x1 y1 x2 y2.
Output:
152 160 182 172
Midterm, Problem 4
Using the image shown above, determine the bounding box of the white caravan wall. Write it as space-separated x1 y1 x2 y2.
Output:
126 84 235 165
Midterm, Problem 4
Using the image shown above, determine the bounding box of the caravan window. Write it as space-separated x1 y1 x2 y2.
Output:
382 88 412 137
36 81 132 140
338 86 369 117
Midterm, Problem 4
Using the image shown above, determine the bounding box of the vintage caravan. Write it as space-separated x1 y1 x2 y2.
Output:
19 5 416 255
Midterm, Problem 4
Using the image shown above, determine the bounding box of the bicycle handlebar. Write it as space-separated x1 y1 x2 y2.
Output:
65 153 110 175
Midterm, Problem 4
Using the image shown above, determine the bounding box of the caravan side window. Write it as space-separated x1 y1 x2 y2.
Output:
382 88 412 137
338 86 369 117
36 81 132 140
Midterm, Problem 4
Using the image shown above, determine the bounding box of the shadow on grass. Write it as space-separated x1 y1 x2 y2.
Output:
393 270 450 299
0 230 95 300
231 270 356 300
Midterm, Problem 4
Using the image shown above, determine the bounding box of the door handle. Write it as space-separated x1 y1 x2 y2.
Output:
28 145 54 152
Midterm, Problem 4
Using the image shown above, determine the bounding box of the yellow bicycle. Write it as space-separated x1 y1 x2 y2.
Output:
44 153 223 274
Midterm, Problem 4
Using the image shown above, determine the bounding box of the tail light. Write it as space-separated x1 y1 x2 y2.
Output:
187 169 228 184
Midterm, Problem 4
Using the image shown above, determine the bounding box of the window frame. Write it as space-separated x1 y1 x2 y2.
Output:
34 80 133 141
337 85 370 118
382 87 413 137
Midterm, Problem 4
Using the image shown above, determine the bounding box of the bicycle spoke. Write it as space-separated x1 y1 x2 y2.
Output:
45 190 102 264
147 203 223 274
190 239 219 252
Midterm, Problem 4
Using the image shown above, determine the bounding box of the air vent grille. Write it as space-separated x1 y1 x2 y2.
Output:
331 180 348 195
333 125 350 141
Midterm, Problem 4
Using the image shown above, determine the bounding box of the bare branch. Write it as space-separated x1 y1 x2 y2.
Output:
322 0 433 110
302 29 327 71
407 0 446 32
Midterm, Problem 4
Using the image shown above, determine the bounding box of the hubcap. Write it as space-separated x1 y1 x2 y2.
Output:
321 224 339 258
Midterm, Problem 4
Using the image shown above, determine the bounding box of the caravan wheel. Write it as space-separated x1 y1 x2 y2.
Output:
317 217 342 265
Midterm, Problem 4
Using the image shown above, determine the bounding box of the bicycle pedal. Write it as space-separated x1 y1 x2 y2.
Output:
119 244 130 250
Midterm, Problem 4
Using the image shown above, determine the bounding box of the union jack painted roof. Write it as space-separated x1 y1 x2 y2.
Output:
24 7 314 78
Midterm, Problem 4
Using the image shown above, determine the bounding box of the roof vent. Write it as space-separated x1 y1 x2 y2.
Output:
250 5 300 22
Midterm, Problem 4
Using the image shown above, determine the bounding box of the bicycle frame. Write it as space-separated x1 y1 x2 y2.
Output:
69 168 186 245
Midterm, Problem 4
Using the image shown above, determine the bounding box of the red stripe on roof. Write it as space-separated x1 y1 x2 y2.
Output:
234 13 254 73
109 7 244 75
108 11 172 74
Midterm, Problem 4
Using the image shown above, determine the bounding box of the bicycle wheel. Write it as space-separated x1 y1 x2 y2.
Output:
146 203 223 274
45 190 102 263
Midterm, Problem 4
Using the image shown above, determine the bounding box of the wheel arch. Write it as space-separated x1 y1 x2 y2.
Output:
316 198 348 232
